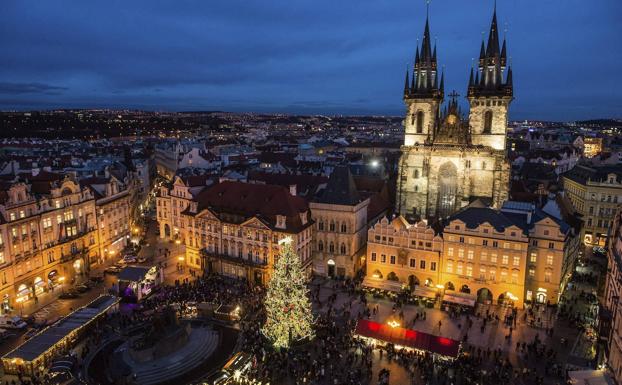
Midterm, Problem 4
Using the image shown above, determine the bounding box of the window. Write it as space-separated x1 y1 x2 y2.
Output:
479 267 486 279
548 242 555 249
420 260 426 269
491 254 497 263
503 242 510 249
43 218 52 229
546 255 553 265
467 250 474 260
447 247 453 257
19 210 25 218
9 213 15 221
318 241 324 251
459 237 465 243
513 256 520 266
458 249 464 259
492 241 498 248
340 243 346 255
409 258 416 268
329 222 335 232
543 230 549 236
511 272 518 284
371 252 377 262
430 262 437 271
481 251 487 261
318 221 324 231
529 268 535 277
544 271 552 283
388 237 394 243
341 223 347 233
483 240 488 246
446 261 453 273
530 252 537 263
457 263 463 275
329 242 335 253
466 265 473 277
490 269 496 281
483 110 492 133
416 111 424 133
500 271 508 282
381 254 386 263
390 255 396 264
502 255 509 265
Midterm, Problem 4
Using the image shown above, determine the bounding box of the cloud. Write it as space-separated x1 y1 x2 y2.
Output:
0 82 68 95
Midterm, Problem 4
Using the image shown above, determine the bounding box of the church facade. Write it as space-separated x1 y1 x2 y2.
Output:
397 8 513 220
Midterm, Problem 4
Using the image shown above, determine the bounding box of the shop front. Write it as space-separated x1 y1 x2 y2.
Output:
33 277 46 296
1 292 11 315
15 284 31 304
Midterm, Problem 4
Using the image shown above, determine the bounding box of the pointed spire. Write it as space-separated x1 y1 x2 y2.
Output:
479 41 486 61
421 14 433 62
415 46 420 67
439 68 445 95
411 68 416 92
506 65 513 88
500 38 507 67
404 67 410 95
433 44 437 61
486 5 501 58
468 67 474 87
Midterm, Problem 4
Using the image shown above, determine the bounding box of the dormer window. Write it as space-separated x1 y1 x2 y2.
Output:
300 212 307 225
276 215 286 229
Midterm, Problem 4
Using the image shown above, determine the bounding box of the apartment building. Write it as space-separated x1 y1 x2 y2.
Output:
310 166 370 278
364 200 576 308
158 180 313 285
0 172 98 314
365 216 442 297
562 164 622 246
604 209 622 382
81 175 131 263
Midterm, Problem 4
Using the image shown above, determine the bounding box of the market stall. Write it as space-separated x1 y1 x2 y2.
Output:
354 319 461 360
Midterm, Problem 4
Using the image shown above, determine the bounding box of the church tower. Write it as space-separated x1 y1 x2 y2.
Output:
397 4 512 220
403 14 444 147
468 7 514 150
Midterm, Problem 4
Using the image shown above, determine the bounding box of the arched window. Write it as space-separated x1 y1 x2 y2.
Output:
318 221 324 231
340 243 346 255
416 111 424 133
329 242 335 253
414 169 419 179
329 221 335 232
387 272 399 282
318 240 324 251
340 223 347 233
483 110 493 133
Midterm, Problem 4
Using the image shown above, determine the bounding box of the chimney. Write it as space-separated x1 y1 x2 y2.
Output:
289 184 297 196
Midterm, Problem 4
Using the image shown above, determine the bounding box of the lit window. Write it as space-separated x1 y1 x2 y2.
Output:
502 255 509 265
467 250 474 260
513 256 520 266
546 255 553 265
446 261 453 273
530 252 537 263
466 265 473 277
447 247 453 257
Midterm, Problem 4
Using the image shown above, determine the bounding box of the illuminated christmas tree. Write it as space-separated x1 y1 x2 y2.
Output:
262 237 314 349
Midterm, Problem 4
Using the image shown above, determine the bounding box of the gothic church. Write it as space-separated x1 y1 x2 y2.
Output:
397 7 513 220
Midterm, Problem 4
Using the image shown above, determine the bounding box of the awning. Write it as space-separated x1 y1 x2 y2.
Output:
355 319 460 359
413 285 437 299
361 277 404 293
442 292 476 307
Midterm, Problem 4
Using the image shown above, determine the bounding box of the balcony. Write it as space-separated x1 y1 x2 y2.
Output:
200 248 269 269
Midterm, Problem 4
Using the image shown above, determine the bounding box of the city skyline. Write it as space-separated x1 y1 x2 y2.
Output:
1 0 621 120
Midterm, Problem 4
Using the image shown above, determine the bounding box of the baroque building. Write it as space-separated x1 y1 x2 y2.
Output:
397 8 513 219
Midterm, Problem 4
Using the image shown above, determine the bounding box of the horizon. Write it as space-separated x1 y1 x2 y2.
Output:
1 1 621 121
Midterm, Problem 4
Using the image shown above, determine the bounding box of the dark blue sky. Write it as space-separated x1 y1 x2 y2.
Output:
1 0 620 120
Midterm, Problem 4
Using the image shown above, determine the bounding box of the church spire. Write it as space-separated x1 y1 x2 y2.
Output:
405 2 442 101
486 5 500 58
506 65 513 89
404 67 410 96
468 67 474 87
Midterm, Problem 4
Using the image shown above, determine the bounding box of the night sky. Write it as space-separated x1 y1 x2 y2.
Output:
1 0 620 120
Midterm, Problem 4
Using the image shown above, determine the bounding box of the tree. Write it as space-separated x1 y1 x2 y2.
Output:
262 237 314 349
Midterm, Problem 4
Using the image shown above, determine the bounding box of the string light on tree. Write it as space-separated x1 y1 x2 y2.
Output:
262 236 314 349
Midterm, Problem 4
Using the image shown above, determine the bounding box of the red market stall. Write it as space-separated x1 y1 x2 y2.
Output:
355 319 461 359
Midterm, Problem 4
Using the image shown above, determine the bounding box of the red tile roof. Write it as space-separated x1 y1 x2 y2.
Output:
194 181 311 232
